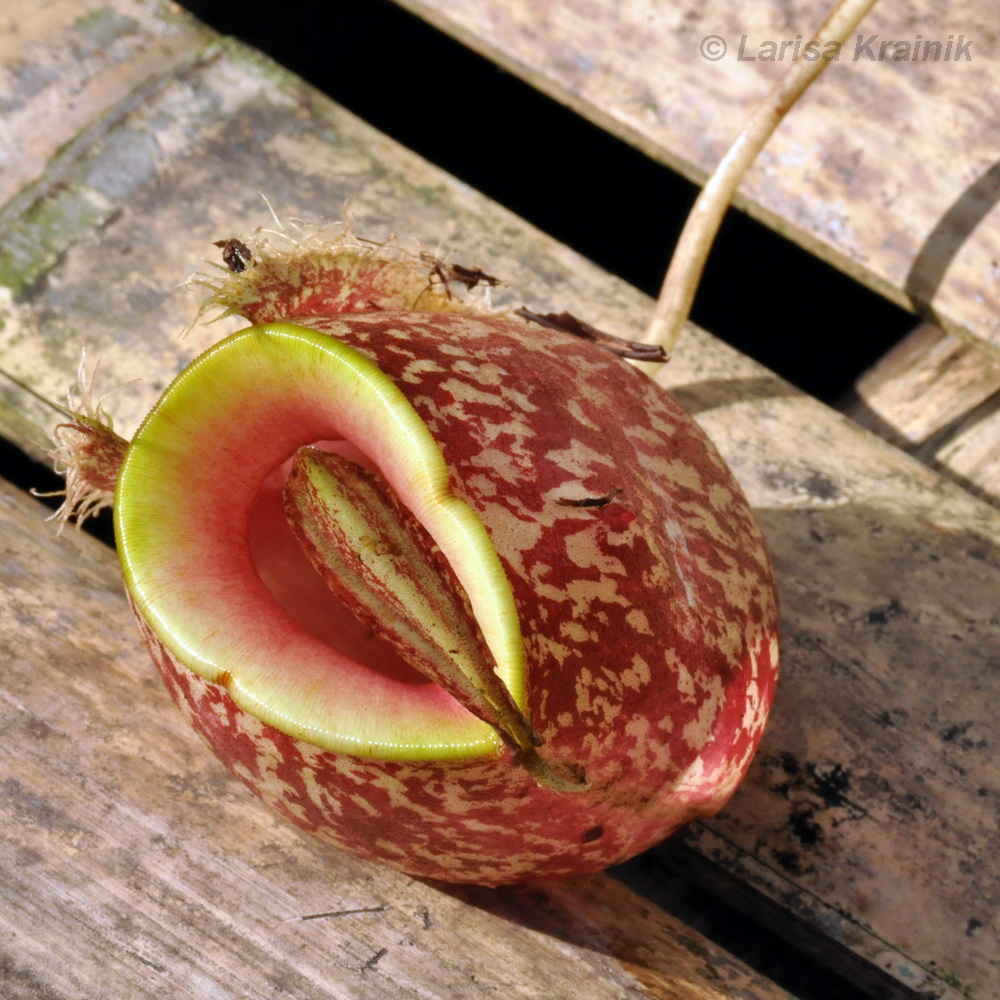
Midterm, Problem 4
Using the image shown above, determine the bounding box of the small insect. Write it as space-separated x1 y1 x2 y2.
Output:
555 486 624 509
213 238 254 273
421 253 502 298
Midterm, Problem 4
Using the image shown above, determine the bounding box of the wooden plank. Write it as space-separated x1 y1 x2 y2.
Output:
846 322 1000 504
0 0 210 459
0 13 998 1000
930 403 1000 499
0 0 212 208
850 323 1000 446
392 0 1000 360
0 477 792 1000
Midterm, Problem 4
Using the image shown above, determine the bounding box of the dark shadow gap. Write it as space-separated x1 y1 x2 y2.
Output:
0 436 115 547
615 844 889 1000
178 0 915 405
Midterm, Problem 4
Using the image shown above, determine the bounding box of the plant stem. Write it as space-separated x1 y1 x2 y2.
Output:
641 0 879 352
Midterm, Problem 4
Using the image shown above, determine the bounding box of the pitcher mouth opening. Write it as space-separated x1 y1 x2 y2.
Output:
114 323 525 762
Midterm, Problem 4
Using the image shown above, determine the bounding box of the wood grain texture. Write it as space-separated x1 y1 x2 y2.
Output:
929 403 1000 499
852 323 1000 445
0 479 792 1000
0 13 998 1000
847 322 1000 504
393 0 1000 358
0 0 211 208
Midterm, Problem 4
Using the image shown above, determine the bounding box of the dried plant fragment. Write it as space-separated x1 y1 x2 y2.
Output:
516 308 668 363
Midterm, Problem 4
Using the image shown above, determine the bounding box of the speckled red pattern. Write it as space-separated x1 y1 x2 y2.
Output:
133 303 779 885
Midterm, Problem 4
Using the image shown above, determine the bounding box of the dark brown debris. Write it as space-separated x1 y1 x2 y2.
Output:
555 487 624 509
516 308 669 362
213 238 254 273
420 253 502 297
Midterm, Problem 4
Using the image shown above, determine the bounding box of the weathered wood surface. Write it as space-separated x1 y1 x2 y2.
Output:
1 8 999 1000
0 0 211 459
0 0 211 208
930 404 1000 501
394 0 1000 359
847 322 1000 504
0 479 793 1000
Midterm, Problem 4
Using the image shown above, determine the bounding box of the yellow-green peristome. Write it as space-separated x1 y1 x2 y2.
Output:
114 322 526 761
